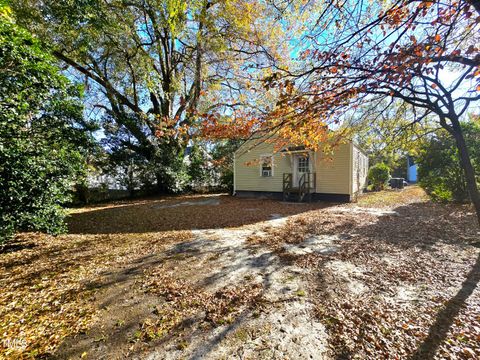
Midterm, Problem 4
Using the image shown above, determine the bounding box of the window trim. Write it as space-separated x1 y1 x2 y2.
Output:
259 154 274 177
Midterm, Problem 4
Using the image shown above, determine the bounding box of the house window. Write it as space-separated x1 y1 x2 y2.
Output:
260 155 273 177
298 155 309 173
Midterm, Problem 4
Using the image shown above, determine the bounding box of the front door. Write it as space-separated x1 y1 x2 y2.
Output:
293 154 310 187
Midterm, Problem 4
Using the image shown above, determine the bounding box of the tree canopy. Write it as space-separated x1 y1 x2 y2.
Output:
6 0 480 223
418 117 480 202
204 0 480 223
12 0 293 191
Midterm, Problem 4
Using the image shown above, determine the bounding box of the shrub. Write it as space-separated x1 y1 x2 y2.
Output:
417 122 479 203
211 140 241 193
368 163 390 191
0 19 91 244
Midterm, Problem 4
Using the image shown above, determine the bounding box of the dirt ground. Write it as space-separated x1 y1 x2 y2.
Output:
1 187 479 359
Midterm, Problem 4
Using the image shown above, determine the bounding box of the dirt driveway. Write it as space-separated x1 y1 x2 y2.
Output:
1 188 479 359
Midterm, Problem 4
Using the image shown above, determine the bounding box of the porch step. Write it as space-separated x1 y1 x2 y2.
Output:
283 190 312 203
282 172 316 203
284 187 301 193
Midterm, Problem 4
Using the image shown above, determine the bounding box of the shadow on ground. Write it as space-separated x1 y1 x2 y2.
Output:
3 192 479 359
409 251 480 359
55 198 480 359
303 200 479 359
67 194 330 234
53 229 292 359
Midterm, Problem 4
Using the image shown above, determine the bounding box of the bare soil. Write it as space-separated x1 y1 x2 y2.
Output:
1 188 479 359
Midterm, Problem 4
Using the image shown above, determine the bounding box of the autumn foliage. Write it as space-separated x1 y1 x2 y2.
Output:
200 0 480 222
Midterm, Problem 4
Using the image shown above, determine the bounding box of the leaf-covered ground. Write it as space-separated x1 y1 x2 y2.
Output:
0 194 324 359
250 187 480 359
1 188 479 359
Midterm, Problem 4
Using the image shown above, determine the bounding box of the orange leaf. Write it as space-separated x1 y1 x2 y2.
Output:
435 34 441 42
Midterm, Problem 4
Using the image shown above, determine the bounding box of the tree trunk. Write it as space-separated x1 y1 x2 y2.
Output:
127 163 135 197
448 117 480 226
155 171 169 194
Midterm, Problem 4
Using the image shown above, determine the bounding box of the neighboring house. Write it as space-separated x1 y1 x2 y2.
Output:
233 138 368 202
87 171 123 190
406 155 417 183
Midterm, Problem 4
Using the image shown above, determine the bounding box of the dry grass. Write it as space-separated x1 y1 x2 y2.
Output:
356 185 429 207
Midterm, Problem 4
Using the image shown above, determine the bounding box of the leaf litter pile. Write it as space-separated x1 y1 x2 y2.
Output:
140 267 265 343
251 187 480 359
0 230 191 358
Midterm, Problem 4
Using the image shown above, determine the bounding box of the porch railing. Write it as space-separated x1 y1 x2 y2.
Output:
283 173 293 192
282 172 316 202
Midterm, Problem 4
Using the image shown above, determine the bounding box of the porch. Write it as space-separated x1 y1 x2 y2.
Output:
283 172 316 202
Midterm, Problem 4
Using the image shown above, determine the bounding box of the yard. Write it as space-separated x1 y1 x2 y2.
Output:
1 187 479 359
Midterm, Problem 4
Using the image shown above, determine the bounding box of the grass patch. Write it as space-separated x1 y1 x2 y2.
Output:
357 186 428 207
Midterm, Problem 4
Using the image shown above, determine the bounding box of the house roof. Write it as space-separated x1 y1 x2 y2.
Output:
234 132 369 157
280 145 307 153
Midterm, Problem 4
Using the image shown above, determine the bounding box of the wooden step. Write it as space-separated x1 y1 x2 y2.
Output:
285 187 301 193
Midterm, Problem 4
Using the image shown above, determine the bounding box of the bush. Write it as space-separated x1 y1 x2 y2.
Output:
0 19 91 244
186 143 213 191
417 122 479 202
368 163 390 191
211 140 241 193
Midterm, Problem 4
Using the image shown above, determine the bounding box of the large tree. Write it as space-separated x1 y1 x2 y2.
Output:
12 0 289 191
214 0 480 224
347 99 438 170
0 8 94 244
418 119 480 201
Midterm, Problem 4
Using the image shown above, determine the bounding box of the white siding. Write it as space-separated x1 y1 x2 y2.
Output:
234 139 357 196
235 140 291 192
315 143 352 195
352 144 369 194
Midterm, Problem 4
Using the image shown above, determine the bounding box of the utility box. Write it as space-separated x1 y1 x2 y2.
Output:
389 178 405 189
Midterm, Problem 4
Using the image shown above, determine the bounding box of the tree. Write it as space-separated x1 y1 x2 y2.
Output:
348 99 438 171
418 119 480 202
0 11 94 244
186 142 212 191
12 0 289 192
211 139 241 192
238 0 480 225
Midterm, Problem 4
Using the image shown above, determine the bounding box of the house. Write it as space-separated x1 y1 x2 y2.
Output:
233 139 368 202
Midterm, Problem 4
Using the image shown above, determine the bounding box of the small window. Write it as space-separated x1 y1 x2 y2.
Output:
260 155 273 177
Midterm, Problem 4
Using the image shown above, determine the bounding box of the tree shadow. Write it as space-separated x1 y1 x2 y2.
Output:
67 194 331 234
51 225 287 359
0 240 37 254
8 192 478 359
51 253 169 360
325 201 478 250
409 251 480 359
305 199 479 359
